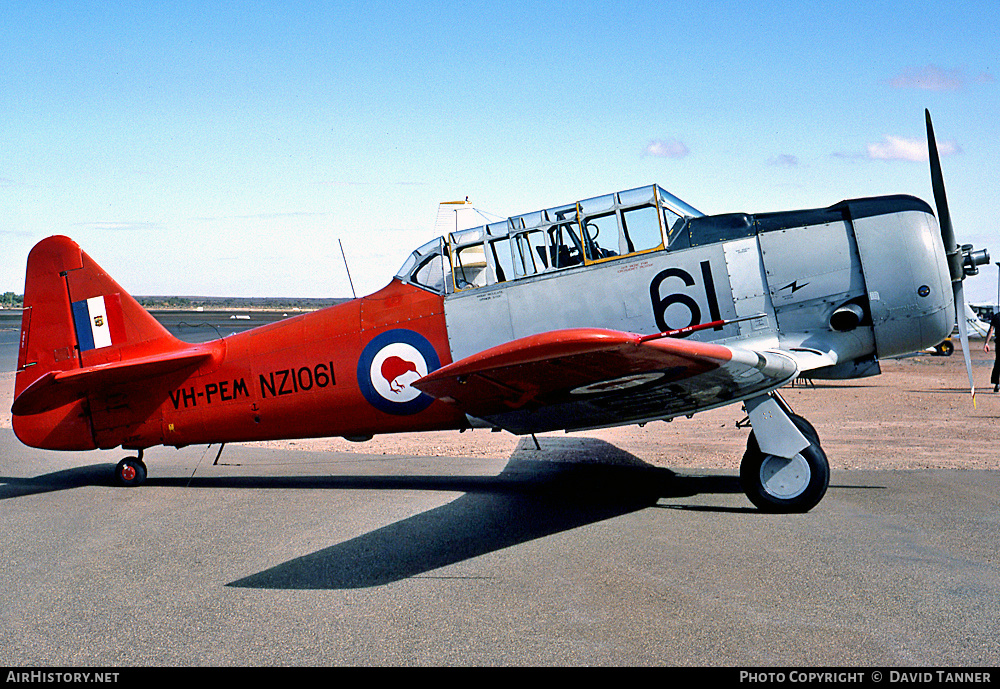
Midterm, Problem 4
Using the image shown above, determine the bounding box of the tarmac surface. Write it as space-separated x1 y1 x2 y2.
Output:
1 428 998 667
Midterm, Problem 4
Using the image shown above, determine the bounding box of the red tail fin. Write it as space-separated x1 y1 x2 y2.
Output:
13 236 191 449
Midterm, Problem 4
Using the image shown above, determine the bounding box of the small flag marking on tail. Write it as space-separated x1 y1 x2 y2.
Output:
72 294 125 351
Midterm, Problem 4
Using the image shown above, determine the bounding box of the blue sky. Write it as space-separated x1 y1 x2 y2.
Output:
2 0 998 303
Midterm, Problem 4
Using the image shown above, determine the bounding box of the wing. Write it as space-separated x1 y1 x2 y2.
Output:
414 328 798 434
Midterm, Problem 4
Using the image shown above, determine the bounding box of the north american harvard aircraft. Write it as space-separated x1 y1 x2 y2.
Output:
11 111 989 512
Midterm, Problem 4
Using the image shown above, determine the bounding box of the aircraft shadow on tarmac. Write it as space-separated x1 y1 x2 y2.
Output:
227 440 751 590
1 437 751 590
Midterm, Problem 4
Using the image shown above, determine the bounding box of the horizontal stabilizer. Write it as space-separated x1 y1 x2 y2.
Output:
12 348 212 416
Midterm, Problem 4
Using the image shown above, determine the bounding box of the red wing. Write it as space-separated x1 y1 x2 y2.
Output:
414 328 797 434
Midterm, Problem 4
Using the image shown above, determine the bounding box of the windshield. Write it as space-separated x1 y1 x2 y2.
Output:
657 186 703 218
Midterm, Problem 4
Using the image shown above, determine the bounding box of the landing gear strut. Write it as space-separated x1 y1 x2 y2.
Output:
115 450 147 487
739 404 829 513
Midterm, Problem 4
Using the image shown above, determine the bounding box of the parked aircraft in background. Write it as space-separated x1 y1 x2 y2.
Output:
11 111 988 512
963 303 991 338
928 303 991 356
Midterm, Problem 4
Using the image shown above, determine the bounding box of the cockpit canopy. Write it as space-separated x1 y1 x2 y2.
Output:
395 184 702 295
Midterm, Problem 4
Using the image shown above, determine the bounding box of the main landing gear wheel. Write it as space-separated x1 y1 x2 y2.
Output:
933 340 954 356
115 456 147 487
740 414 829 513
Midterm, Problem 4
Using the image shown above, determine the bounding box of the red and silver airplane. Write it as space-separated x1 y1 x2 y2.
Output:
11 112 987 512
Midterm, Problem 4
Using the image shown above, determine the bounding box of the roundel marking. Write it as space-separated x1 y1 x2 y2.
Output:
357 329 441 415
570 372 666 395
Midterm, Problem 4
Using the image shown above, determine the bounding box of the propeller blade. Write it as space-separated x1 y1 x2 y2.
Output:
926 109 963 282
927 110 977 406
954 280 977 409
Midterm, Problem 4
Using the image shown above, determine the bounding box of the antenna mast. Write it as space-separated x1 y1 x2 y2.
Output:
338 238 357 299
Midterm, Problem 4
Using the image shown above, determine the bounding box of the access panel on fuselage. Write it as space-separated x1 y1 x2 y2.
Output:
443 244 745 362
757 219 867 334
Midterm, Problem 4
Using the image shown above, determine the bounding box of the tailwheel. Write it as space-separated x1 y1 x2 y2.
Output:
115 454 147 487
740 414 829 513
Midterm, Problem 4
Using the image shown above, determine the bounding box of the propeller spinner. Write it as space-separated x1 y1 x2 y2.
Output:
925 109 990 406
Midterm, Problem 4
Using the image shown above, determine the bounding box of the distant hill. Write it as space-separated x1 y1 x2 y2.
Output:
1 294 352 312
136 295 351 310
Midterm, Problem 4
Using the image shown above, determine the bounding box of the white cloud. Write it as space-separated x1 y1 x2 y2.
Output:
0 177 34 188
768 154 799 167
643 138 690 159
73 221 166 232
888 65 964 91
866 135 961 162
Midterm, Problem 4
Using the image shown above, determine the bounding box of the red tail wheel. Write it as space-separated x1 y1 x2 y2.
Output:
115 457 147 487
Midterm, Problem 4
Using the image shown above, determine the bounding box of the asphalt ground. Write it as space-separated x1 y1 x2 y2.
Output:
1 428 997 667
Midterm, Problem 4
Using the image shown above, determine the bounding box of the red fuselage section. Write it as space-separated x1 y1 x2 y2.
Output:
145 281 467 449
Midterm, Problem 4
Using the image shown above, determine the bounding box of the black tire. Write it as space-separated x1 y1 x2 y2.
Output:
740 414 829 513
115 457 147 487
788 413 819 445
935 340 954 356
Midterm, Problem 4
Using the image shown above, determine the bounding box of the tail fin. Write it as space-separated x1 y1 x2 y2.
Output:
13 236 202 449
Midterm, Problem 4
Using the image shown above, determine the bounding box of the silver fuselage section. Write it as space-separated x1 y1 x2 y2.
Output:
399 187 954 387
